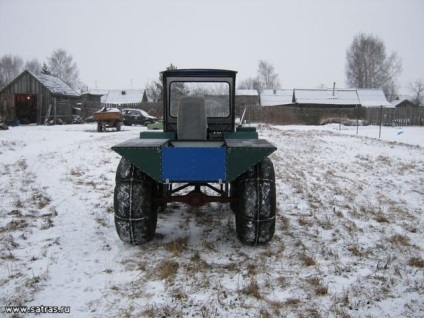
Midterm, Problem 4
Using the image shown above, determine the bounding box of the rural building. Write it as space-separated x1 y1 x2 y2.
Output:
0 70 80 124
257 88 392 108
391 95 418 108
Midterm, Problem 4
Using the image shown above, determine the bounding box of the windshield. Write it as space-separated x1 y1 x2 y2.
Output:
169 81 230 117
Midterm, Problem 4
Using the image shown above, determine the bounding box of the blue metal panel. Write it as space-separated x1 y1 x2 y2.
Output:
162 147 226 182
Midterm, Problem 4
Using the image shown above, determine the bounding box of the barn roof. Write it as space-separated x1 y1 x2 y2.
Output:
0 70 80 97
29 71 80 97
357 89 393 107
294 89 360 105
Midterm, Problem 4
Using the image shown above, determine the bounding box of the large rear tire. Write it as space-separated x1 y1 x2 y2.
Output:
234 158 276 245
114 158 157 244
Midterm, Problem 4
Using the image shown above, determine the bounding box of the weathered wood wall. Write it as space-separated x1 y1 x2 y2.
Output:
0 72 79 124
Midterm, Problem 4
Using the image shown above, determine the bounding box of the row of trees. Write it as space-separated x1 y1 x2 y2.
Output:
0 49 82 91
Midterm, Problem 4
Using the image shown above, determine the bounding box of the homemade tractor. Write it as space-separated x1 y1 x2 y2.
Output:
112 69 277 245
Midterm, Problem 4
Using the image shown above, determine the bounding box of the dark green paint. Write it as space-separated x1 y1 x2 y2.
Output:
226 146 276 182
236 126 257 132
113 147 162 182
224 131 258 139
225 139 276 181
140 131 176 139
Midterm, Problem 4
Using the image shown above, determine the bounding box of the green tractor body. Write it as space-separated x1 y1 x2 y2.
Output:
112 69 277 245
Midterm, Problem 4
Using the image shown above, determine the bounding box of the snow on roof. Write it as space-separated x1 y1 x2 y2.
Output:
86 89 109 96
260 89 293 106
294 89 360 105
357 89 393 107
390 95 414 107
99 89 144 105
236 89 258 96
30 71 80 97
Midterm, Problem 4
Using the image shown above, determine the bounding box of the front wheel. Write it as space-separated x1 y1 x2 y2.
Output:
114 158 157 244
234 158 276 245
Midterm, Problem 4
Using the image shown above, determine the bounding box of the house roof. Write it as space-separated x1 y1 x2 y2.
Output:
357 89 393 107
98 89 144 105
390 95 415 107
294 89 360 105
236 89 258 96
30 71 80 97
391 98 416 107
260 89 293 106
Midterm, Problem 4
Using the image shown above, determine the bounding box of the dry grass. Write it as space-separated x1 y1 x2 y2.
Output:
374 213 390 223
242 278 262 300
348 245 365 258
299 253 316 266
284 298 301 306
40 217 54 230
165 236 189 256
408 257 424 268
158 260 179 281
32 191 52 209
307 277 329 296
389 234 411 246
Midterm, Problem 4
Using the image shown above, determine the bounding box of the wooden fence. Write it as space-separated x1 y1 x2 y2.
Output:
85 102 424 127
365 106 424 126
242 105 424 126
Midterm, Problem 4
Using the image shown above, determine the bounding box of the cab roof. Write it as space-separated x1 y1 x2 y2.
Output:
161 69 237 77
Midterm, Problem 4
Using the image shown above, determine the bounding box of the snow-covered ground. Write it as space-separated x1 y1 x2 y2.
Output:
1 124 423 317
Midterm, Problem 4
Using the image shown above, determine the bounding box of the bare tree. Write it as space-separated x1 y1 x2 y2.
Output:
145 63 177 102
238 77 262 91
47 48 80 89
257 60 280 90
0 54 24 89
408 79 424 106
345 33 402 100
238 60 280 94
25 58 42 74
145 80 162 102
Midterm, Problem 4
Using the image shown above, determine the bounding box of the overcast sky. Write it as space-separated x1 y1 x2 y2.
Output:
1 0 423 93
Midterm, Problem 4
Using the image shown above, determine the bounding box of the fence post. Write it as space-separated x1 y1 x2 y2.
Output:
356 105 359 135
54 97 57 124
379 106 383 138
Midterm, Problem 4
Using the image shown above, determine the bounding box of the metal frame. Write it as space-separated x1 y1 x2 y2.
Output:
156 182 235 208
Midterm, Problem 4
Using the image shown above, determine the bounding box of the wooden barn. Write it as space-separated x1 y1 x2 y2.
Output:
0 70 80 125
